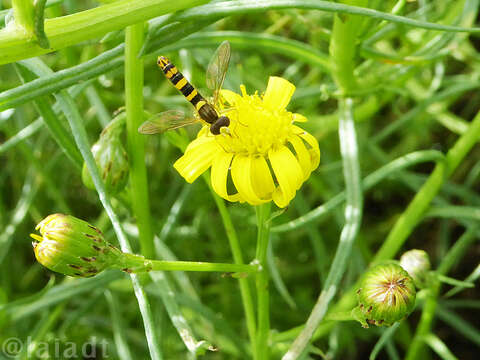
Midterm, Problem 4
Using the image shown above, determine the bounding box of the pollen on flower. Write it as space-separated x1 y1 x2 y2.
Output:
173 76 320 207
216 85 293 156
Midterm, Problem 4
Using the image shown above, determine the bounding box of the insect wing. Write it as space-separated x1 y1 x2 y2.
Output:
138 110 197 134
206 41 231 104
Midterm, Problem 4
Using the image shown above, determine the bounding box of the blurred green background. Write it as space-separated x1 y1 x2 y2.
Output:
0 0 479 359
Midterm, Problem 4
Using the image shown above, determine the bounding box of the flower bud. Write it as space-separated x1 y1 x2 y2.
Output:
399 249 431 288
352 263 416 328
31 214 123 277
82 126 129 195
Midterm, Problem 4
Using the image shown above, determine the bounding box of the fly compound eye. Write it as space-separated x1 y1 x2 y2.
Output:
219 116 230 127
210 125 220 135
210 116 230 135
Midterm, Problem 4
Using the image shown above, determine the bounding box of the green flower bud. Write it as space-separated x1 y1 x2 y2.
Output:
352 263 416 328
31 214 123 277
82 133 129 194
399 249 431 288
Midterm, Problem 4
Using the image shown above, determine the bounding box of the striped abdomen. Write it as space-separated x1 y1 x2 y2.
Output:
157 56 218 124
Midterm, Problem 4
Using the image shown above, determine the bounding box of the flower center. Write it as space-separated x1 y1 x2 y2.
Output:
216 87 294 156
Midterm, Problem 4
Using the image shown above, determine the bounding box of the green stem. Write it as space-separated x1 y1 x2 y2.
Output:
212 192 258 359
329 0 368 94
405 228 478 360
125 24 154 258
12 0 35 36
119 253 259 273
255 203 272 360
0 0 207 64
15 61 83 169
33 0 50 49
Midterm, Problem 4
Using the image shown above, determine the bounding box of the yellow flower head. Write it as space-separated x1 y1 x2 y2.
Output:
174 76 320 207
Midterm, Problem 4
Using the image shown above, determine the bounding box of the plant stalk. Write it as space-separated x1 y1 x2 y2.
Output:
329 0 368 94
12 0 35 36
212 192 258 360
0 0 207 64
119 253 259 274
125 23 154 258
255 203 272 360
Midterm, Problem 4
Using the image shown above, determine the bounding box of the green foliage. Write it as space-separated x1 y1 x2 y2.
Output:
1 0 480 359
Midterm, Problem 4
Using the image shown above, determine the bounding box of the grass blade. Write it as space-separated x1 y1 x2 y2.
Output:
423 333 458 360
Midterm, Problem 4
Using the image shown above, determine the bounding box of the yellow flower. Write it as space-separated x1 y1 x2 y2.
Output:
174 77 320 207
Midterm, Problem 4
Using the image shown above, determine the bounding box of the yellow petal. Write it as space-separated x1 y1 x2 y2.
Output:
251 156 275 200
288 135 312 180
269 146 303 208
174 140 219 183
262 76 296 111
211 150 243 202
185 133 214 152
293 113 308 123
231 155 268 205
220 89 242 106
292 125 320 170
196 126 210 138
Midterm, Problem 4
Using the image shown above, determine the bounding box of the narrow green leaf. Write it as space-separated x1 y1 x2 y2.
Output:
436 305 480 346
150 272 212 356
1 271 122 321
176 0 480 34
0 45 124 111
0 170 38 264
15 62 83 168
369 323 400 360
436 274 474 288
105 290 134 360
268 237 297 309
423 333 458 360
445 264 480 297
148 31 330 72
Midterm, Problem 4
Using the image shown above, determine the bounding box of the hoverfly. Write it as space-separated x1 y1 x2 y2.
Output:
138 41 231 136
